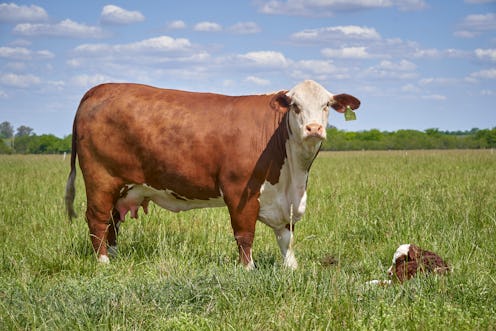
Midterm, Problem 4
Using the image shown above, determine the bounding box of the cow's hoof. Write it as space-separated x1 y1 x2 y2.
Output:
97 255 110 264
243 261 256 271
283 253 298 270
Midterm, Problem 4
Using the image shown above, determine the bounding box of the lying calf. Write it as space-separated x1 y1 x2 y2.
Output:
387 244 450 283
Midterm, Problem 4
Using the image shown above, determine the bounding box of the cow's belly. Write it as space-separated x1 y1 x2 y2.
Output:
116 184 224 220
257 180 307 229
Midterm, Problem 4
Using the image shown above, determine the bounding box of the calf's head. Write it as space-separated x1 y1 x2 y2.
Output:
273 80 360 147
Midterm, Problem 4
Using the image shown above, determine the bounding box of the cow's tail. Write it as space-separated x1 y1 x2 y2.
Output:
65 120 78 221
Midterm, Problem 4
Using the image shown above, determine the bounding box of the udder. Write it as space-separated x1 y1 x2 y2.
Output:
115 186 150 220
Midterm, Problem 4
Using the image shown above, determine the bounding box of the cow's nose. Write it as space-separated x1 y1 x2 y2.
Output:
305 123 324 137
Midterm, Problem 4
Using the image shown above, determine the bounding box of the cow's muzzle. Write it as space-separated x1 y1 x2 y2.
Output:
305 123 325 140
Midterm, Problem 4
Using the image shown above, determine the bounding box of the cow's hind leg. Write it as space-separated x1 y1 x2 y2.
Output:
107 209 121 258
274 224 298 270
85 190 117 263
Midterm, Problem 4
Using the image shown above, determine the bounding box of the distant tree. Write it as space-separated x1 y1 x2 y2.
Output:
0 121 14 139
475 128 496 148
0 140 12 154
425 128 441 137
59 134 72 153
16 125 34 137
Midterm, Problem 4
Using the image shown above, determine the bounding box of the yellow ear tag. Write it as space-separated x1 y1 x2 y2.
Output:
344 105 356 121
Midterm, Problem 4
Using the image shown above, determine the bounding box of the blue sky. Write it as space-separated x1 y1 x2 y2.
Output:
0 0 495 137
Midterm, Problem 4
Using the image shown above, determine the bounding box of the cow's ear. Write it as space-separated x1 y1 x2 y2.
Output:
330 93 361 113
270 91 291 113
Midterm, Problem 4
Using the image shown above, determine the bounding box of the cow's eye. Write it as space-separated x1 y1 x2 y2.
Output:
292 104 301 114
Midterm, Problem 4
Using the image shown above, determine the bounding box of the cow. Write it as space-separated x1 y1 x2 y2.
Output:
65 80 360 269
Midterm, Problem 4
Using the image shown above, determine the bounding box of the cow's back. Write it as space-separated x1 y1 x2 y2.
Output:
74 83 285 200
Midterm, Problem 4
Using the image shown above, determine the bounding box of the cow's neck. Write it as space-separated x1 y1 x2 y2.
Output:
278 127 322 221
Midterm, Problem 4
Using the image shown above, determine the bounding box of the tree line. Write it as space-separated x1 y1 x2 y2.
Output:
321 127 496 151
0 121 71 154
1 120 495 154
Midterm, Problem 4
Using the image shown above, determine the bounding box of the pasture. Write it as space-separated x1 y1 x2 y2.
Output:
1 150 495 330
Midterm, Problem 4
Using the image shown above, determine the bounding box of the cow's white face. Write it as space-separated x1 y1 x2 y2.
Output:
286 80 331 144
284 80 361 154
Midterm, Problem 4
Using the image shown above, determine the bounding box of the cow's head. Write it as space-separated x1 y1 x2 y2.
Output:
272 80 360 149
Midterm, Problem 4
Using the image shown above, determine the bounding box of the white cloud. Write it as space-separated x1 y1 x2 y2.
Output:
0 3 48 22
100 5 145 24
421 94 447 101
395 0 428 11
74 36 192 55
291 59 349 80
194 21 222 32
5 62 27 71
296 60 339 74
464 0 496 3
0 46 54 60
401 84 420 93
257 0 427 16
0 46 30 59
322 46 371 58
0 73 41 88
366 59 418 79
475 48 496 62
419 77 458 86
237 51 290 68
469 68 496 79
71 74 112 87
228 22 261 34
291 25 381 42
245 76 271 85
13 19 106 38
167 20 187 29
455 13 496 38
379 59 416 71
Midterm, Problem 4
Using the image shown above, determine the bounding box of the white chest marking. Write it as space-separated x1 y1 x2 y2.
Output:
257 146 309 229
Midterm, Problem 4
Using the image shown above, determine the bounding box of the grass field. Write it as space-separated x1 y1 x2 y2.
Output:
1 151 495 330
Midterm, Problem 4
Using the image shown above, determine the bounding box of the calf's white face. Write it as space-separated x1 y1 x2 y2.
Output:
387 244 410 276
286 80 332 144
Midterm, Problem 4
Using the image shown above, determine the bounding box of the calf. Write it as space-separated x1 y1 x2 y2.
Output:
387 244 450 282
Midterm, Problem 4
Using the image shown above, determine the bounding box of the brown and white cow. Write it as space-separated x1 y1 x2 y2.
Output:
65 80 360 269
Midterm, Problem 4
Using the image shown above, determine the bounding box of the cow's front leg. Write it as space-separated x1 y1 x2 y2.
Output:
234 231 255 270
224 191 259 270
274 224 298 270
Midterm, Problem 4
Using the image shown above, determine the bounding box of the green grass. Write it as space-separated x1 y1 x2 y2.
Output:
1 151 495 330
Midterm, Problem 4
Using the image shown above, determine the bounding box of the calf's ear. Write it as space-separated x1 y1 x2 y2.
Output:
330 94 361 113
270 91 291 113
